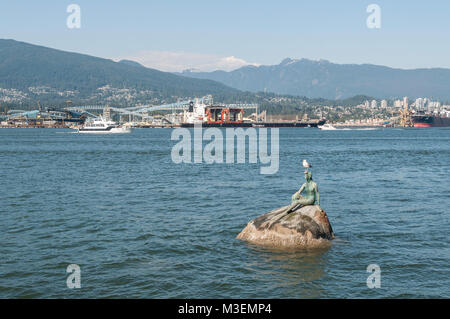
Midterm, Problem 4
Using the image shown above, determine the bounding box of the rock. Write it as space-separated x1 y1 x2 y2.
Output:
236 205 334 248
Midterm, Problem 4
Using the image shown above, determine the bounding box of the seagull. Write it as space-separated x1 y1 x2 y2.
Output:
302 159 312 168
302 159 312 172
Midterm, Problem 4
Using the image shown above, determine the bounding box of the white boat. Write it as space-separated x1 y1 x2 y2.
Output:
76 117 132 134
318 123 336 130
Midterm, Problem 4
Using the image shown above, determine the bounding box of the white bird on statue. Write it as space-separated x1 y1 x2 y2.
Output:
302 159 312 172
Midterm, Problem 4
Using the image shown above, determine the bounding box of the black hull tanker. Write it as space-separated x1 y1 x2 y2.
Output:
412 114 450 127
181 119 326 128
257 119 326 128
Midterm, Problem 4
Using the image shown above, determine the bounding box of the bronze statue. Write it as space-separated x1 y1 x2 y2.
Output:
267 168 321 228
237 163 334 245
286 170 320 213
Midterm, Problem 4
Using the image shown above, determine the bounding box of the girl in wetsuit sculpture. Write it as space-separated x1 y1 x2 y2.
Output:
287 171 320 213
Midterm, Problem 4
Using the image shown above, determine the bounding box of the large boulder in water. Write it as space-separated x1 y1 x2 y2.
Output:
236 205 334 248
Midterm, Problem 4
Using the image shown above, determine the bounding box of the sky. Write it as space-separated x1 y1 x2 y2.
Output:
1 0 450 72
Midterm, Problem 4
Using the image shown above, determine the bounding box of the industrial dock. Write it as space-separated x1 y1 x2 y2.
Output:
2 95 449 129
0 95 326 129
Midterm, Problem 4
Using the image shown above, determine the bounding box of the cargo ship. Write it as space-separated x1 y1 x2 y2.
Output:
180 100 325 128
411 111 450 127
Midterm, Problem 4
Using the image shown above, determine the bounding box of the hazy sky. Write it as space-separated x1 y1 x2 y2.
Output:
1 0 449 71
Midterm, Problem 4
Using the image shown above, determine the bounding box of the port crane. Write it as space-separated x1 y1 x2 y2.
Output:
399 100 413 127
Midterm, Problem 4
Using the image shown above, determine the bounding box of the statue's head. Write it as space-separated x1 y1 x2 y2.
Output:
304 171 312 181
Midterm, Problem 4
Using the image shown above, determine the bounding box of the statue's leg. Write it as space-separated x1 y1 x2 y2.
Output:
268 195 305 229
286 194 306 213
288 195 317 212
292 195 307 206
295 197 315 208
269 195 315 229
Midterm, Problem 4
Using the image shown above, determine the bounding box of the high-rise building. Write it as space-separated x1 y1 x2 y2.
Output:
381 100 387 108
415 98 424 110
403 97 409 109
371 100 377 108
428 101 441 110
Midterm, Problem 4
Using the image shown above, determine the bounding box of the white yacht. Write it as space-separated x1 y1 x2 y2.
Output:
76 117 132 134
318 123 337 130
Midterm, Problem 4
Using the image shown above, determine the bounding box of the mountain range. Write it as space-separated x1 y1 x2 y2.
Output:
0 39 238 106
1 39 450 108
180 58 450 100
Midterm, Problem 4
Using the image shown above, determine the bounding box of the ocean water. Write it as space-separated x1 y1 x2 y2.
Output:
0 127 449 298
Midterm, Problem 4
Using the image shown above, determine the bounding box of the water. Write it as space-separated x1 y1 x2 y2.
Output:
0 127 449 298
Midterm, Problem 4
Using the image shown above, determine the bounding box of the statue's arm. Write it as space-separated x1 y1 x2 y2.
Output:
292 184 306 203
315 184 320 206
298 183 306 194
